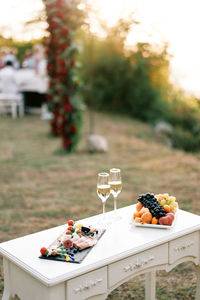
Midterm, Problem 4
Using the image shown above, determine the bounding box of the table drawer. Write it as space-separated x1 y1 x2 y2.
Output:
169 231 199 264
108 243 168 288
66 267 107 300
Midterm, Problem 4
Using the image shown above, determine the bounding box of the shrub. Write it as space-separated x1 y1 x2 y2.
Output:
169 127 200 152
167 97 200 131
81 45 169 123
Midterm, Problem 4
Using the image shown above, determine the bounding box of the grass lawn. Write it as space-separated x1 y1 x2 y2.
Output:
0 110 200 299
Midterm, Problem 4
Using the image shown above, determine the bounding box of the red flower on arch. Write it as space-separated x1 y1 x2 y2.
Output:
61 27 69 35
58 0 65 6
59 58 66 66
63 102 72 113
70 60 75 67
70 125 77 133
63 139 71 149
49 22 58 30
58 43 68 51
64 96 70 102
56 11 65 18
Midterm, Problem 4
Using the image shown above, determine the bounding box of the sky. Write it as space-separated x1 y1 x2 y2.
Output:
0 0 46 41
0 0 200 97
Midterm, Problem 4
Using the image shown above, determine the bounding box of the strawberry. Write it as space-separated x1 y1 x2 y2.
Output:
68 220 74 226
40 247 48 256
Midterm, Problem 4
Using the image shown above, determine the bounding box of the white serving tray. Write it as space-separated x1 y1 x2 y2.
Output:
132 212 177 229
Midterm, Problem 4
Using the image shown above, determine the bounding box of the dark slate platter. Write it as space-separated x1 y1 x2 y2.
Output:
39 229 106 264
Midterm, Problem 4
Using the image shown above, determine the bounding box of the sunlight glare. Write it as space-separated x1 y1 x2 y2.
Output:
0 0 46 41
0 0 200 96
88 0 200 97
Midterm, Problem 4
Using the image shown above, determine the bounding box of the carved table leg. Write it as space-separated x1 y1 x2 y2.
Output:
145 271 156 300
196 265 200 300
2 258 12 300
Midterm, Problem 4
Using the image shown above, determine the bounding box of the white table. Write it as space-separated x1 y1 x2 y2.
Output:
0 69 48 94
17 69 48 94
0 205 200 300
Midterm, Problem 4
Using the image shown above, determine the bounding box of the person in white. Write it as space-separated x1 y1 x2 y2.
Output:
22 49 35 69
0 60 19 94
3 51 19 69
0 60 24 118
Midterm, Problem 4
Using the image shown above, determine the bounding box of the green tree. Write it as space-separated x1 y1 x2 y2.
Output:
79 19 170 122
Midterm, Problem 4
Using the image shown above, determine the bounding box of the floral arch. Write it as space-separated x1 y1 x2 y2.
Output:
43 0 83 152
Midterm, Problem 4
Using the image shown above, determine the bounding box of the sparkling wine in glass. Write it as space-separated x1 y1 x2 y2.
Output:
97 172 110 215
109 168 122 211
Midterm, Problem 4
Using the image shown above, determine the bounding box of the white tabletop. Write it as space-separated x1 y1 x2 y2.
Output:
16 69 48 93
0 69 48 94
0 205 200 287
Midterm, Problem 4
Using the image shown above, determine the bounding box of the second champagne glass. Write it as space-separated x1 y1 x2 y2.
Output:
109 168 122 212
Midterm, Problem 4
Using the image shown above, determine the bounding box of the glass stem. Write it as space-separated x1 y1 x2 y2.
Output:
102 202 106 214
114 197 117 211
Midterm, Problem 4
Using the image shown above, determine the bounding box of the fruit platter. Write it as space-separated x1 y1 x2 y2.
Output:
133 193 178 229
39 220 105 263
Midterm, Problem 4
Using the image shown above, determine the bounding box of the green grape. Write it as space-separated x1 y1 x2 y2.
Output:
169 196 176 203
160 199 166 206
174 202 178 208
156 193 178 211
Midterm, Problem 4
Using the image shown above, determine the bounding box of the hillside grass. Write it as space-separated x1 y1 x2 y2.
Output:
0 110 200 299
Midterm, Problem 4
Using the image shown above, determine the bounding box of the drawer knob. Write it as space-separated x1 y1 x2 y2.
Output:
74 278 103 293
174 241 195 252
123 255 154 272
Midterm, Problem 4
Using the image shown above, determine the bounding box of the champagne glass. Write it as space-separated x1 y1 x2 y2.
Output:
109 168 122 218
97 172 110 216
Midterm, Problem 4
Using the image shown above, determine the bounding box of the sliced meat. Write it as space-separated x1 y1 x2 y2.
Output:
76 237 98 249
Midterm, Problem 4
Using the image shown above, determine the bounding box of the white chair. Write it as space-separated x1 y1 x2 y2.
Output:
0 93 24 118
